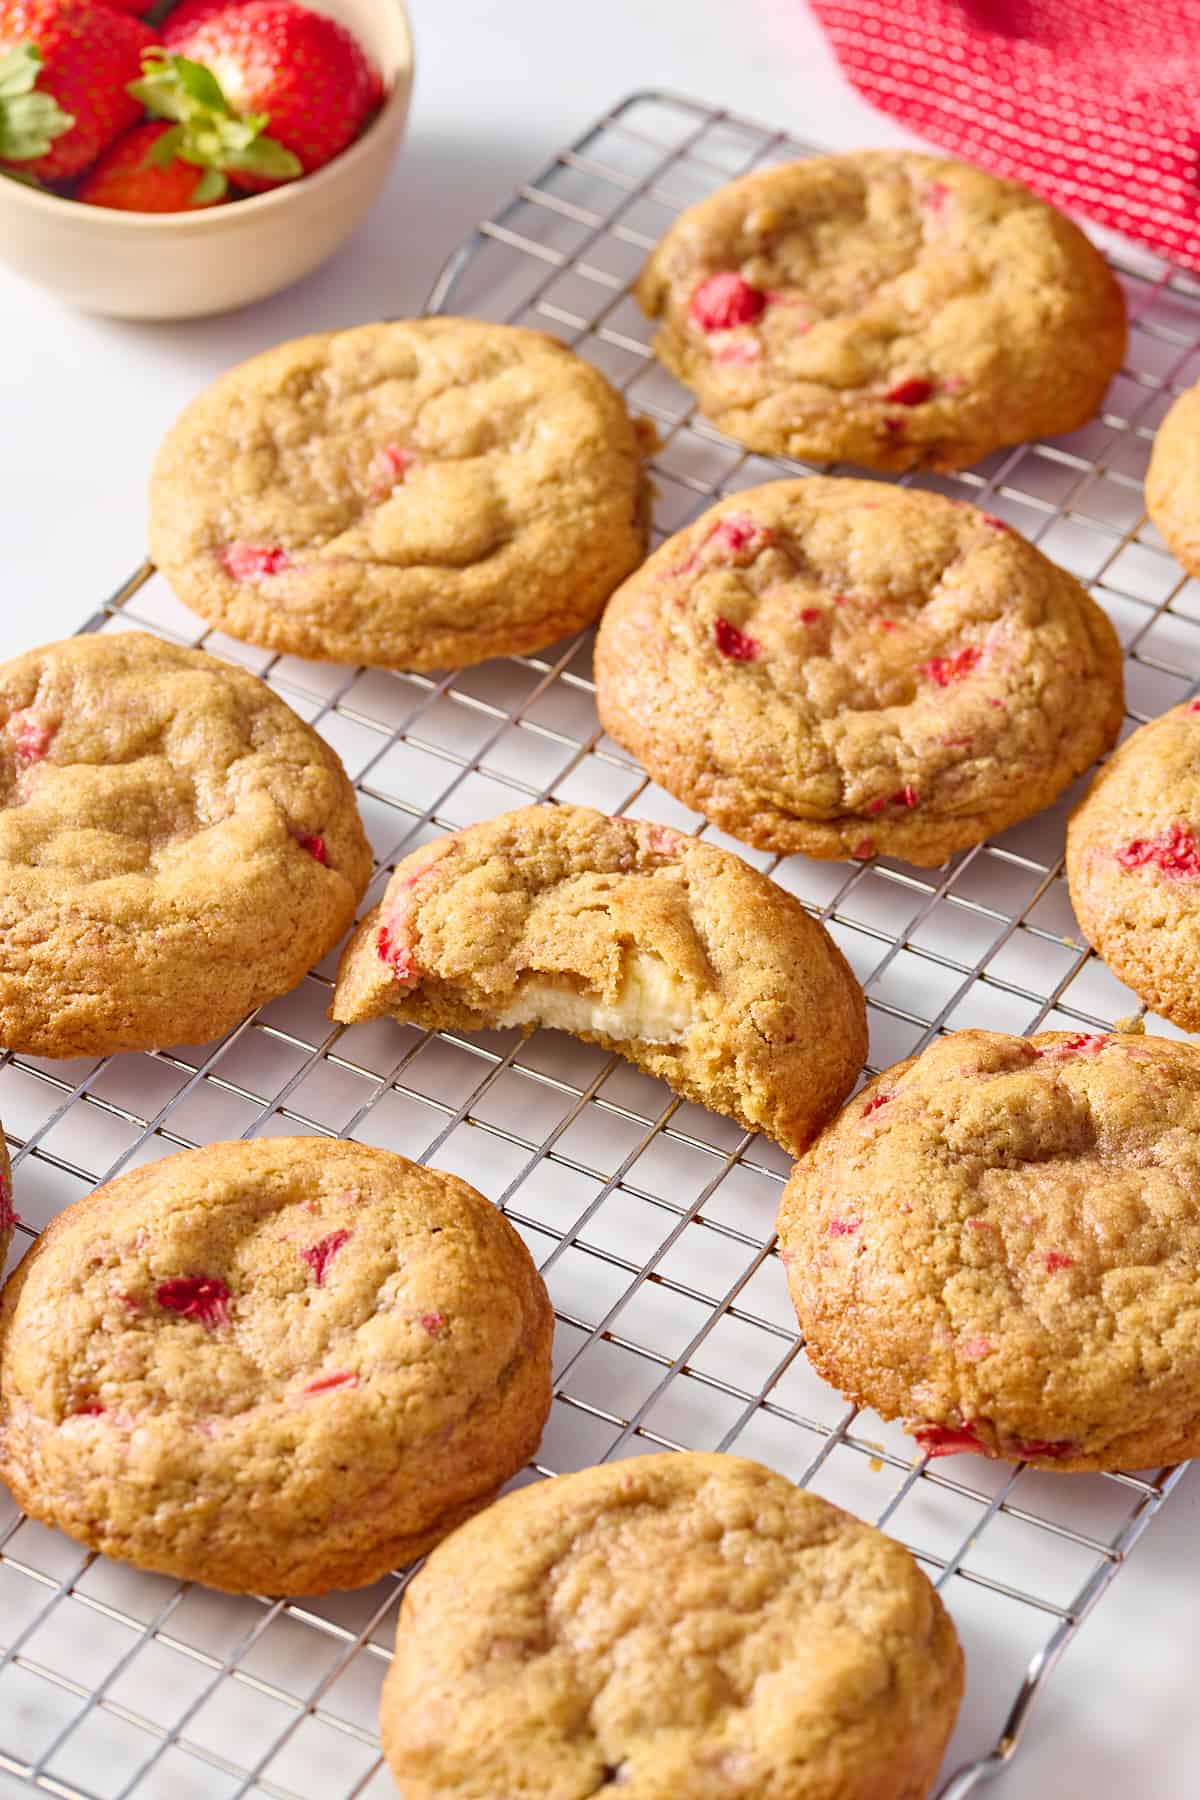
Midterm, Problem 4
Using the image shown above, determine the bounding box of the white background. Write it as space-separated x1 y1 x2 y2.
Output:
1 0 1198 1793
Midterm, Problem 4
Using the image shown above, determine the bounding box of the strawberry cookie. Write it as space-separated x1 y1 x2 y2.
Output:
637 151 1125 471
0 631 371 1057
594 479 1124 866
148 319 651 671
331 804 866 1154
381 1452 964 1800
1066 703 1200 1028
1146 381 1200 581
779 1029 1200 1472
0 1138 554 1593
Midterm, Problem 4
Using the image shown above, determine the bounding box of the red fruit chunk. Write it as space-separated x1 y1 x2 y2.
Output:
923 181 950 212
1012 1437 1076 1460
923 646 982 686
0 1 154 182
710 513 772 556
156 1275 230 1328
299 834 327 864
714 340 763 365
303 1370 358 1395
867 797 886 815
885 377 934 405
300 1227 351 1286
73 1401 106 1416
370 443 415 492
960 1336 992 1360
222 542 291 580
799 607 822 624
1035 1032 1108 1059
861 1091 892 1115
893 785 919 808
376 921 420 985
166 0 382 187
851 837 875 860
827 1217 860 1236
713 618 760 661
421 1310 446 1334
981 514 1011 533
8 708 52 762
915 1420 990 1458
76 120 226 211
688 271 767 332
1044 1251 1075 1271
1189 699 1200 713
1116 823 1200 878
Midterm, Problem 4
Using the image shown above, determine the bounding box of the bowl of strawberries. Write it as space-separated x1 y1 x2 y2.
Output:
0 0 413 317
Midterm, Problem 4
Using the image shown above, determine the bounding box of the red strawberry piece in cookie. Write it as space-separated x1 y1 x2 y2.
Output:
155 1274 231 1327
300 1228 350 1286
221 542 291 579
7 708 53 762
884 378 934 406
713 617 760 662
0 1 153 182
688 272 767 332
1115 822 1200 878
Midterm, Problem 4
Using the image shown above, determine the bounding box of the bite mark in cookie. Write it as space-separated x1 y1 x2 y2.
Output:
331 803 866 1155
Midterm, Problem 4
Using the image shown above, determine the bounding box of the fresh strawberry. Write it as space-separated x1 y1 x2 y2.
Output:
128 50 301 188
76 118 227 207
148 0 381 188
0 0 153 181
161 0 249 42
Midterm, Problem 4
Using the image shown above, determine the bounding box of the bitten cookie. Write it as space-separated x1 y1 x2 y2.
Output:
0 631 372 1058
0 1138 554 1594
1066 702 1200 1028
637 150 1125 471
381 1452 964 1800
594 480 1124 865
778 1029 1200 1472
330 804 867 1154
1146 382 1200 579
148 318 651 671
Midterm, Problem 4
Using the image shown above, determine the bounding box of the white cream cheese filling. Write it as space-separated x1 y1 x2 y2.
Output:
495 950 695 1045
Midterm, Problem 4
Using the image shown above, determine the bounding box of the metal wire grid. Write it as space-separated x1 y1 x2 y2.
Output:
2 87 1200 1800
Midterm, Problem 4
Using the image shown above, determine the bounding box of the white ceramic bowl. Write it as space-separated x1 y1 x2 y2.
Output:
0 0 414 320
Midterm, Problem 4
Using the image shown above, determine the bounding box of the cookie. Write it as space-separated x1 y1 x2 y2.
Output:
148 318 651 672
637 150 1125 471
381 1451 964 1800
330 804 867 1154
0 1138 554 1594
1066 702 1200 1028
0 631 372 1058
778 1028 1200 1472
1146 381 1200 579
594 479 1124 865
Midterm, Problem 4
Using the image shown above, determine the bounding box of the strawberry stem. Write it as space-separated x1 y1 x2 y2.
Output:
129 52 302 182
0 44 74 164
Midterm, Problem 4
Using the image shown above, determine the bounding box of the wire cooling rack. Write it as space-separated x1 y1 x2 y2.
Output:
3 88 1200 1800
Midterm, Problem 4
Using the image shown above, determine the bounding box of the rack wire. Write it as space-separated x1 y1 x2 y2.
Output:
2 87 1199 1800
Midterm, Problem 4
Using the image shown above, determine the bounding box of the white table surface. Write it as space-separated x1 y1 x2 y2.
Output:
2 1 1198 1794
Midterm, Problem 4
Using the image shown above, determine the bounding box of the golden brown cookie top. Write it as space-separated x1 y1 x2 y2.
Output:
0 631 371 1056
331 802 867 1153
0 1139 553 1591
594 479 1124 864
638 151 1126 471
382 1452 963 1800
1066 702 1200 1030
1146 381 1200 579
779 1029 1200 1471
148 317 650 671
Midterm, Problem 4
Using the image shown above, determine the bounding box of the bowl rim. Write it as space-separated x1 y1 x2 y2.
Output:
0 0 413 232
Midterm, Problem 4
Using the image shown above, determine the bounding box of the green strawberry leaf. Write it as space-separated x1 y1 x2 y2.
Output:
130 52 301 181
0 45 74 162
190 165 227 204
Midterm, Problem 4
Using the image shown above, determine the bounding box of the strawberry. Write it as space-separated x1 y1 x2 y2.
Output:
161 0 249 42
0 0 153 181
145 0 381 188
76 118 227 207
128 50 301 188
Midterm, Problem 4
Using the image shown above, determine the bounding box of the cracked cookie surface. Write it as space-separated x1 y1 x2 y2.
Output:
0 1138 554 1594
778 1029 1200 1471
148 318 651 671
1066 702 1200 1029
594 479 1124 865
381 1451 963 1800
638 151 1125 471
0 631 372 1058
330 803 867 1154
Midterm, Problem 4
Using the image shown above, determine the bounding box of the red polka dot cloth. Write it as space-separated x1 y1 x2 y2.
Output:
810 0 1200 271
